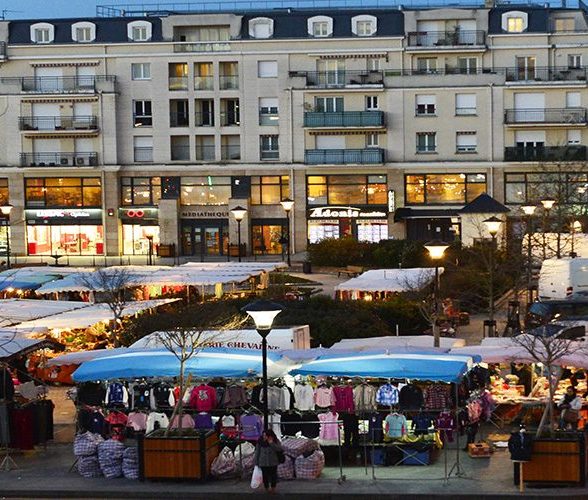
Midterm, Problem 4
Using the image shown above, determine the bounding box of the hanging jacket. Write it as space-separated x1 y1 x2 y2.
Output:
508 431 533 461
189 384 217 411
105 383 128 408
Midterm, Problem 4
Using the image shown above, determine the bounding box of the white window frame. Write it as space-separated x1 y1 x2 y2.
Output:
260 135 279 160
416 132 436 153
568 54 582 69
458 57 478 75
456 132 477 153
257 60 278 78
567 130 581 145
456 94 477 115
502 11 528 33
308 16 333 37
71 22 96 43
366 133 379 148
416 57 437 74
131 62 151 80
127 21 152 42
365 96 379 110
249 17 274 39
416 95 436 116
351 15 377 37
30 23 54 44
366 58 380 71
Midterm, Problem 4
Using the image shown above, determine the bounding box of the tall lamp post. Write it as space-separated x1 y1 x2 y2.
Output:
540 198 555 259
242 299 284 430
570 220 582 256
144 226 155 266
483 217 502 328
0 204 13 269
424 240 449 348
521 205 537 304
231 206 247 263
280 198 294 267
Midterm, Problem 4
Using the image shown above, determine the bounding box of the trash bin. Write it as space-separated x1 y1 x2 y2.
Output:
302 261 312 274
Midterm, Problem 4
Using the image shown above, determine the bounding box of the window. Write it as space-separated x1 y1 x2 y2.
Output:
306 175 387 206
458 57 478 75
416 132 436 153
128 21 152 41
308 16 333 37
516 56 536 80
221 99 240 126
568 54 582 69
169 63 189 90
502 12 528 33
27 226 104 256
249 17 274 39
566 91 581 107
259 98 279 125
416 57 437 74
258 60 278 78
568 130 581 145
416 95 436 115
122 225 160 256
504 172 588 205
30 23 54 44
133 136 153 162
0 179 8 206
456 94 477 115
195 99 214 126
554 18 575 32
352 15 377 36
131 63 151 80
25 177 102 208
456 132 477 153
133 100 152 127
366 133 379 148
219 61 239 89
315 96 343 113
195 62 213 90
367 58 380 71
251 176 290 205
405 173 486 205
365 96 379 110
121 177 161 206
180 176 231 205
192 26 230 41
252 224 286 255
72 22 96 42
260 135 279 160
316 59 346 86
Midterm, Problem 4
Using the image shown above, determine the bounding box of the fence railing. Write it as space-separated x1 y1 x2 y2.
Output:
304 110 384 127
19 115 98 131
304 148 385 164
20 152 98 167
504 145 587 161
407 30 486 47
504 108 588 124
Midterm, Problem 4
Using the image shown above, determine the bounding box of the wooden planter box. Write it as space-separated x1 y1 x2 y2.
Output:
517 433 586 486
139 430 219 481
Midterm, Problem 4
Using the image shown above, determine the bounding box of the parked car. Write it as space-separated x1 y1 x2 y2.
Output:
525 297 588 330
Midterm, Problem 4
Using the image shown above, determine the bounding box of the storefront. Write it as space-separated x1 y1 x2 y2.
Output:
307 206 388 243
119 208 160 255
25 209 104 255
251 218 287 255
180 207 229 258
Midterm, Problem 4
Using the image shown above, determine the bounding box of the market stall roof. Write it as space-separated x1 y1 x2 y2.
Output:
330 335 465 350
72 347 292 381
0 336 63 360
0 266 91 293
335 268 442 293
47 347 133 366
290 350 478 382
13 298 179 330
0 299 90 327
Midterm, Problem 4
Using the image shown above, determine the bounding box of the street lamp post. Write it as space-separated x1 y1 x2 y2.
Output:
231 206 247 263
242 299 285 430
521 205 537 304
483 216 502 328
540 198 555 260
0 204 13 269
424 240 449 348
570 220 582 256
280 198 294 267
143 226 156 266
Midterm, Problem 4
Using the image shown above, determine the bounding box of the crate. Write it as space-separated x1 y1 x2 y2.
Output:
468 443 492 458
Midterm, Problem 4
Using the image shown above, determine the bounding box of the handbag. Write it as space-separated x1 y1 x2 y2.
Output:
563 409 579 424
250 465 263 489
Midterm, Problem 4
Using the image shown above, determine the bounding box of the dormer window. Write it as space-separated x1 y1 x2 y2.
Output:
72 22 96 43
308 16 333 38
30 23 54 44
128 21 152 42
352 15 377 37
249 17 274 39
502 11 528 33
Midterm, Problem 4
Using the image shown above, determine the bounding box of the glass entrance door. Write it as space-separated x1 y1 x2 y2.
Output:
181 222 226 258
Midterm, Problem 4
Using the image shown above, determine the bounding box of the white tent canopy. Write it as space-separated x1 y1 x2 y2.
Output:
330 335 465 350
0 299 90 327
13 299 179 331
335 268 443 294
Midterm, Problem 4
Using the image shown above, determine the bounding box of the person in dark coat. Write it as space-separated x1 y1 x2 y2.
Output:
254 429 283 493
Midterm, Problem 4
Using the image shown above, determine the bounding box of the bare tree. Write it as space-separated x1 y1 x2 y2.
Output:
76 268 133 348
511 329 588 437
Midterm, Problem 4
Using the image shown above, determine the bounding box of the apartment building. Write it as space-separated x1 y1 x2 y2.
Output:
0 3 586 260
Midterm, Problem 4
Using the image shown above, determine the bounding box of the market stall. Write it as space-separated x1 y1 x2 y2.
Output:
0 299 90 327
330 335 465 350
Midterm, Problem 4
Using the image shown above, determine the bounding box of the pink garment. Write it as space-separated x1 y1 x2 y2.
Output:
318 411 339 441
127 412 148 431
467 400 482 423
169 414 195 429
333 385 355 413
189 384 217 411
314 386 335 408
105 411 128 426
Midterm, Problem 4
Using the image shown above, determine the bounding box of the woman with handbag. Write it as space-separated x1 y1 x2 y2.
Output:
558 386 583 430
254 429 284 494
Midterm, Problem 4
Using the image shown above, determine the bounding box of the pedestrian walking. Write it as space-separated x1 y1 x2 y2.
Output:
254 429 284 494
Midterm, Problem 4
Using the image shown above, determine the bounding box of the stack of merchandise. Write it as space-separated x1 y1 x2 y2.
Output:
73 431 104 478
122 447 139 480
97 439 125 479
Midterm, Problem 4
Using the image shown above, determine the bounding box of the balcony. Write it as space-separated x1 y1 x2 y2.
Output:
407 30 486 48
19 115 98 132
304 111 385 128
504 145 587 162
504 108 587 125
221 144 241 160
133 147 153 163
219 75 238 90
304 148 385 165
295 70 384 88
1 76 116 94
20 152 98 167
168 76 188 91
505 66 587 83
170 112 189 127
194 76 214 90
174 42 230 53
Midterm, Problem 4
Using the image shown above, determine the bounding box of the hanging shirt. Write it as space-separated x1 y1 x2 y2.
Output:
411 414 432 435
294 384 315 411
318 411 340 442
129 383 152 410
189 384 217 411
398 384 424 410
353 384 377 411
333 385 355 413
376 384 399 407
281 412 303 437
368 413 384 443
240 414 263 440
105 383 128 408
194 413 214 430
423 384 451 410
314 386 335 408
219 414 239 438
384 413 407 438
127 412 148 431
146 412 169 433
301 413 320 439
151 383 175 409
268 413 282 440
222 386 248 408
169 414 194 429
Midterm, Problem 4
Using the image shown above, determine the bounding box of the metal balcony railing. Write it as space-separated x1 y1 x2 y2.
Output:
505 66 587 82
168 76 188 90
20 152 98 167
220 111 240 126
304 111 384 127
407 30 486 47
304 148 385 165
171 145 191 161
11 76 116 93
133 147 153 162
504 108 588 124
19 115 98 131
504 145 587 162
260 149 279 160
295 70 384 88
259 113 279 126
194 111 215 127
219 75 238 90
174 42 230 53
195 145 216 161
221 144 241 160
194 76 214 90
170 112 190 127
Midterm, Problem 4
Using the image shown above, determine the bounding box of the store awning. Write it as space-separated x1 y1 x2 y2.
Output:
290 350 478 382
330 335 465 350
393 208 460 223
335 268 441 294
72 347 292 381
0 336 63 361
0 299 90 327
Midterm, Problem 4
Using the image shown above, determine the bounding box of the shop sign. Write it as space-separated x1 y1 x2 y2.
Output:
25 208 103 225
119 208 159 221
388 190 396 213
180 206 229 219
308 206 387 219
